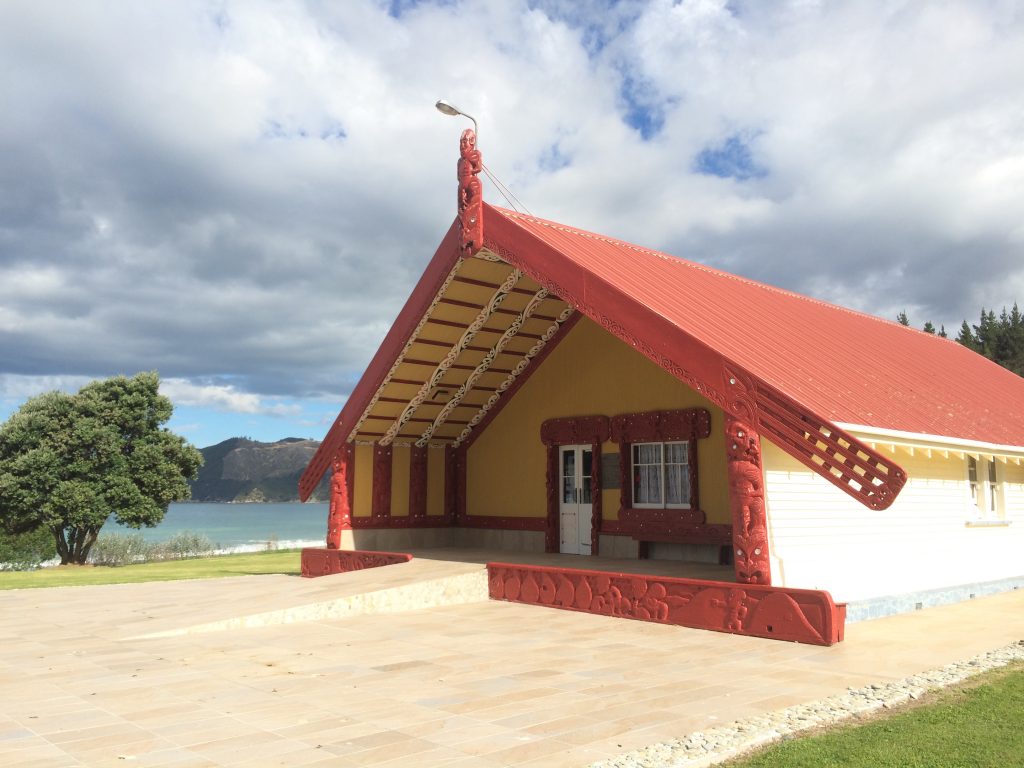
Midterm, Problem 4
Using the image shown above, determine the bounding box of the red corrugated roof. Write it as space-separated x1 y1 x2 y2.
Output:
486 204 1024 447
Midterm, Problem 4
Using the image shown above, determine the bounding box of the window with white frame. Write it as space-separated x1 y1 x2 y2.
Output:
632 442 692 508
967 456 1003 520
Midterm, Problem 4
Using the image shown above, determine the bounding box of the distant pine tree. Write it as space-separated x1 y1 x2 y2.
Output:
897 311 910 326
922 321 936 335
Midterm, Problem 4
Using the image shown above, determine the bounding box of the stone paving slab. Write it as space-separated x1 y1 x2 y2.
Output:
1 557 1022 767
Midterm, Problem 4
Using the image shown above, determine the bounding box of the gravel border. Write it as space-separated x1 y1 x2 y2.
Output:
589 640 1024 768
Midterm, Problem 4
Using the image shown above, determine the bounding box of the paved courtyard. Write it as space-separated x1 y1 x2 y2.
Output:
1 555 1022 767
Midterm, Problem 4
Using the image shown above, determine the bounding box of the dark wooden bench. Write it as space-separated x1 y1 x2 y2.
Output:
621 508 733 565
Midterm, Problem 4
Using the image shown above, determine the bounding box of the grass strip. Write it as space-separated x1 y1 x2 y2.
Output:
727 662 1024 768
0 549 302 589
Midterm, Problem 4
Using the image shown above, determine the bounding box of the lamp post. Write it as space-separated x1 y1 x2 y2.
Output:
435 99 478 140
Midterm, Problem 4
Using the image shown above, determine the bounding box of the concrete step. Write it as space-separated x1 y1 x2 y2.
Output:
128 557 489 639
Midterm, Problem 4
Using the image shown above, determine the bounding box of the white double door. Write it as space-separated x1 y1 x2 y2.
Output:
559 445 593 555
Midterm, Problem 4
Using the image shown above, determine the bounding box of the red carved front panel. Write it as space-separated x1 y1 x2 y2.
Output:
725 415 771 585
540 415 610 446
487 563 844 646
610 408 711 443
409 445 427 518
300 548 413 578
372 443 392 520
327 449 353 548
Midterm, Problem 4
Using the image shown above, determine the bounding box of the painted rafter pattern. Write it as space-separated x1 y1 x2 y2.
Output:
454 305 575 447
416 287 551 446
379 267 524 446
347 257 465 443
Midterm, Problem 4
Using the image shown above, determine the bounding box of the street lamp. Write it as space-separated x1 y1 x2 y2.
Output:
435 99 478 138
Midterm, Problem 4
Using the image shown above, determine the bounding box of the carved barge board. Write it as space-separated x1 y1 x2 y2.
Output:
487 562 845 646
300 548 413 578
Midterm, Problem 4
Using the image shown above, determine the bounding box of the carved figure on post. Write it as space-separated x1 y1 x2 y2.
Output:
725 416 771 585
327 454 351 548
457 128 483 256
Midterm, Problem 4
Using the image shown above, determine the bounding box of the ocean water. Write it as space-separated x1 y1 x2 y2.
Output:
103 502 328 550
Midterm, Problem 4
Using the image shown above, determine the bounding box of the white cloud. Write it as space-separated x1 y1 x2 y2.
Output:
0 0 1021 425
159 379 300 417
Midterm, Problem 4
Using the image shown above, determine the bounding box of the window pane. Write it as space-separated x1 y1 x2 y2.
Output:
665 463 686 505
635 443 661 465
634 465 662 504
664 442 688 464
562 451 575 504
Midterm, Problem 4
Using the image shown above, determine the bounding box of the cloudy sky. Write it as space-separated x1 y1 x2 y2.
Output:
2 0 1022 448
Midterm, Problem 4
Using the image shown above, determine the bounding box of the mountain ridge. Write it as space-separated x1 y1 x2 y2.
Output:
188 437 327 502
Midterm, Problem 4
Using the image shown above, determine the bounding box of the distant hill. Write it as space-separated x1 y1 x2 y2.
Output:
188 437 328 502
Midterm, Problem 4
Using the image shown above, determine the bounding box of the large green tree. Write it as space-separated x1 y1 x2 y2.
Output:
0 372 202 564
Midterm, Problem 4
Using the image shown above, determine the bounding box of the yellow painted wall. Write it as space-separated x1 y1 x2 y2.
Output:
466 316 729 522
353 444 373 517
427 447 446 516
391 446 410 517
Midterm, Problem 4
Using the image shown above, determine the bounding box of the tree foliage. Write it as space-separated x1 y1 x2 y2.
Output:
901 304 1023 376
0 372 203 564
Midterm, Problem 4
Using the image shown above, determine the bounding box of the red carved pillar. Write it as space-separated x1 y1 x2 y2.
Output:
545 445 559 552
455 445 467 523
444 445 457 524
326 448 352 549
372 443 392 521
590 441 602 556
409 445 428 519
457 128 483 256
725 415 771 585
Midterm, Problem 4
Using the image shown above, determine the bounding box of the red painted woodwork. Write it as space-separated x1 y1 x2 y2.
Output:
544 440 559 552
372 443 392 519
609 409 711 443
327 449 353 548
456 445 468 523
457 129 483 257
444 445 458 524
611 408 710 516
461 515 546 531
410 445 428 518
444 444 468 525
540 416 610 554
751 376 907 510
621 509 732 543
725 415 771 585
540 415 610 446
300 548 412 578
487 562 844 645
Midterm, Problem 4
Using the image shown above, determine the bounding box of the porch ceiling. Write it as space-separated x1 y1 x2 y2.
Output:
347 249 573 448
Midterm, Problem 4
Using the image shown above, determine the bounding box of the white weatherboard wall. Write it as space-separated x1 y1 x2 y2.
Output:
762 438 1024 604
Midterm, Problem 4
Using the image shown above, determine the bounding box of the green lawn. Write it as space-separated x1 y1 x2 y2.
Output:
0 549 302 589
727 662 1024 767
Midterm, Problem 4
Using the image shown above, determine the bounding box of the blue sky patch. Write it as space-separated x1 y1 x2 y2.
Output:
387 0 454 19
694 134 767 180
538 142 571 172
619 74 670 140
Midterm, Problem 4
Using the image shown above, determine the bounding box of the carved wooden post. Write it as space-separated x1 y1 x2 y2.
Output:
372 443 392 520
724 415 771 585
457 128 483 256
327 448 352 549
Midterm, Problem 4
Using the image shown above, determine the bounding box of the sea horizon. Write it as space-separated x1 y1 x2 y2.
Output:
103 501 329 551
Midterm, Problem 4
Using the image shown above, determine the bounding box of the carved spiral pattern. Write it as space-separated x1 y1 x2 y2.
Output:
348 257 465 442
380 268 523 446
454 305 574 446
417 287 550 446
